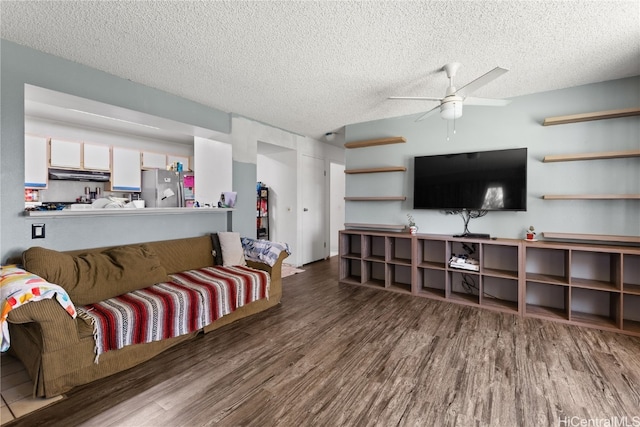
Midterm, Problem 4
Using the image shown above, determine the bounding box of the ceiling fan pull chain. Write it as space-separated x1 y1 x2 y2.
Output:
453 104 457 135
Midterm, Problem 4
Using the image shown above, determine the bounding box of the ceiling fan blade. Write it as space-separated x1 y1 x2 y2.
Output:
464 97 511 106
388 96 442 101
415 105 441 122
456 67 508 98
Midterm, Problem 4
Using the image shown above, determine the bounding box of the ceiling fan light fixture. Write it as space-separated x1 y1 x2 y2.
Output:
440 100 463 120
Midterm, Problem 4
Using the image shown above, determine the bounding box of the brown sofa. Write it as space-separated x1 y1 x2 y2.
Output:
6 235 287 398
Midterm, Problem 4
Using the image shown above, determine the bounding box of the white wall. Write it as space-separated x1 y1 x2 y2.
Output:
194 136 232 206
344 76 640 240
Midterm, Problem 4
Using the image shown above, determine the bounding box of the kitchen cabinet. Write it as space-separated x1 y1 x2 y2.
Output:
141 151 168 169
111 147 141 192
50 138 81 169
24 134 48 188
83 143 110 171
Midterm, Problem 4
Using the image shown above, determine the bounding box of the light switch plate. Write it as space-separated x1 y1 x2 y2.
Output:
32 223 45 239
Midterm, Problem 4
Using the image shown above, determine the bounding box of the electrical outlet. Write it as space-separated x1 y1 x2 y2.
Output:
32 223 45 239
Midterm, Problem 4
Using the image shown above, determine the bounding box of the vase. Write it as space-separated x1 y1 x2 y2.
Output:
409 226 418 235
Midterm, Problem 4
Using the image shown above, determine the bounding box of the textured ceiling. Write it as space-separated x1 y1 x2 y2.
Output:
2 1 639 144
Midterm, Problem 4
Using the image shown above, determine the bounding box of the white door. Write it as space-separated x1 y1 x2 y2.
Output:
329 162 345 256
302 155 325 264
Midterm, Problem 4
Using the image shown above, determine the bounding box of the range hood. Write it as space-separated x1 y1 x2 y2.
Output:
49 168 110 182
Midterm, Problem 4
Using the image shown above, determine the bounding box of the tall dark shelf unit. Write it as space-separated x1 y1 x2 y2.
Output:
257 185 269 239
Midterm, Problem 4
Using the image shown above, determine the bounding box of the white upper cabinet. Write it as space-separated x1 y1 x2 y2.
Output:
141 151 168 169
111 147 141 192
50 138 82 169
83 143 111 171
25 134 48 188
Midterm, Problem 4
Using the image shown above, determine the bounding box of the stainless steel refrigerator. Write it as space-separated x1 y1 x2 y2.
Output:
141 169 187 208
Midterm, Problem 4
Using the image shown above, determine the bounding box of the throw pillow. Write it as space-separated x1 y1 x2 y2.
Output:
22 245 168 305
210 233 224 266
217 232 247 266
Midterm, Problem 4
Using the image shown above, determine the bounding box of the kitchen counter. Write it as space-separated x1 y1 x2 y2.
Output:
24 207 234 218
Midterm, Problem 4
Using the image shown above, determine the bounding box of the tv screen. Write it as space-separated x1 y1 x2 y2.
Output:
413 148 527 211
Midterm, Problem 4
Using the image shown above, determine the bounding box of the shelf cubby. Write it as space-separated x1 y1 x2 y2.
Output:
449 271 480 306
388 236 412 265
388 264 412 294
570 251 621 291
623 254 640 294
525 281 570 320
570 288 620 330
417 238 447 269
481 243 519 280
416 268 446 299
362 261 386 289
623 294 640 333
525 247 570 285
340 258 363 285
364 235 386 262
340 232 362 258
481 276 519 313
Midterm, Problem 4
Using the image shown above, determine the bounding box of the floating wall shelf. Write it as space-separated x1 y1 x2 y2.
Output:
542 232 640 244
542 107 640 126
344 136 406 149
344 223 406 231
344 196 406 201
542 194 640 200
543 150 640 163
344 166 407 174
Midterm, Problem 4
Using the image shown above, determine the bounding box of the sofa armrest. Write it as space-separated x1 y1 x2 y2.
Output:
246 251 288 278
7 299 80 352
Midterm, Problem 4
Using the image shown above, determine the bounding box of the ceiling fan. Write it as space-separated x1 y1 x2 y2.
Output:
389 63 511 122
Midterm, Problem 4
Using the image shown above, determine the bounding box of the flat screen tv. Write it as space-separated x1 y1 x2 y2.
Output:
413 148 527 211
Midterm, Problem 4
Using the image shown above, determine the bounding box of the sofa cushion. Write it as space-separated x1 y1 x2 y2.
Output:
216 232 247 266
22 245 168 305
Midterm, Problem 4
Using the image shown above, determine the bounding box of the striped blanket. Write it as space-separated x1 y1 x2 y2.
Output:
78 266 269 361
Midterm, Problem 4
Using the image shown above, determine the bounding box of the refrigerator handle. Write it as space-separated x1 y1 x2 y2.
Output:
178 181 184 207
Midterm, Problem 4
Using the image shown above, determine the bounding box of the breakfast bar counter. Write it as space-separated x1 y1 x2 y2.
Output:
24 207 234 218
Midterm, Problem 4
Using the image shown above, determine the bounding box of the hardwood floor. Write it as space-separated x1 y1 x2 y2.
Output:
6 256 640 427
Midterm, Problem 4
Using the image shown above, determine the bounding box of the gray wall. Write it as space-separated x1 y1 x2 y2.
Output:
1 40 234 262
344 76 640 239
